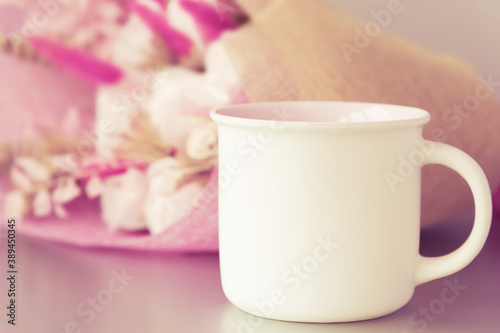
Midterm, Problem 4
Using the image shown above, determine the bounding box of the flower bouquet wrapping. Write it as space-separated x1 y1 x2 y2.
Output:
1 0 500 252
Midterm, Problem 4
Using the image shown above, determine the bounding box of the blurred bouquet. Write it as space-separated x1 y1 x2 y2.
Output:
2 0 500 251
1 0 248 236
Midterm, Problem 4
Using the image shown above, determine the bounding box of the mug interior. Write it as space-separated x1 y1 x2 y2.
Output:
211 101 430 128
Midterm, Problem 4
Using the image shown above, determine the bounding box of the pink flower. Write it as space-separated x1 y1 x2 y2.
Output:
131 1 193 58
178 0 237 41
78 156 150 180
100 168 148 230
167 0 207 51
30 37 124 85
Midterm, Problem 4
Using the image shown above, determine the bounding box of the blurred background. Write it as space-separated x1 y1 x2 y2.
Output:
332 0 500 92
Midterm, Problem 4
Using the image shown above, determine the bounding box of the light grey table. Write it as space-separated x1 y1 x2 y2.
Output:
1 212 499 333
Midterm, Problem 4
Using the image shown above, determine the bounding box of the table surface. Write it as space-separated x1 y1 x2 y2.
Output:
1 212 499 333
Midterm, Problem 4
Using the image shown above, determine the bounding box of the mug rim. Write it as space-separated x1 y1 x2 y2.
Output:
211 101 431 129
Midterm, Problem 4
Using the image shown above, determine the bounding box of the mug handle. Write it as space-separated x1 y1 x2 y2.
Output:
415 141 492 285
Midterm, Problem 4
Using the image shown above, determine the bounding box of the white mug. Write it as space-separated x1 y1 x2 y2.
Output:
210 101 492 323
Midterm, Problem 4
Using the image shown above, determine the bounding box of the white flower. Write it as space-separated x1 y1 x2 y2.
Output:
10 166 34 193
95 73 146 156
146 67 223 149
52 177 82 218
185 122 218 160
52 177 81 204
144 180 205 235
85 176 104 199
110 14 170 71
9 157 52 194
204 40 241 103
33 190 52 217
54 202 68 219
100 168 148 231
3 190 27 220
14 157 51 183
146 157 213 194
146 158 185 195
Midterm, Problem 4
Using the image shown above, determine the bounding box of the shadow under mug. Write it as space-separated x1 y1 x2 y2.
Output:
211 101 492 323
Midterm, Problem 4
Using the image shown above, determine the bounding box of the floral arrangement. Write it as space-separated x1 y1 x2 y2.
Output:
1 0 249 236
1 0 499 248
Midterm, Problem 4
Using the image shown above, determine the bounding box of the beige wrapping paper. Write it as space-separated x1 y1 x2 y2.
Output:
223 0 500 227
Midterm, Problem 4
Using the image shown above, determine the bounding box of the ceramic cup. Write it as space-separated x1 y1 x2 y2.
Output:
210 101 492 323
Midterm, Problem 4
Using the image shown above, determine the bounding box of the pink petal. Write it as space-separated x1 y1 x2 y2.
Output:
131 1 193 57
179 0 237 41
30 37 124 85
78 157 150 180
214 0 246 17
